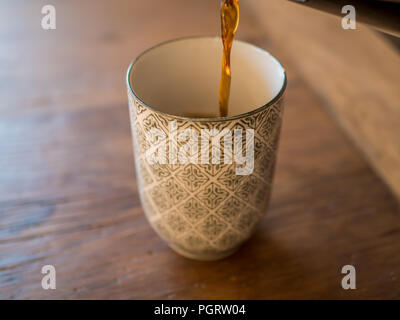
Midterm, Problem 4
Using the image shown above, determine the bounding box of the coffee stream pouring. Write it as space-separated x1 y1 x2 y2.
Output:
219 0 239 117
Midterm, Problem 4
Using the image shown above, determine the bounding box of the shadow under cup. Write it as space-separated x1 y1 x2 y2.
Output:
126 37 286 261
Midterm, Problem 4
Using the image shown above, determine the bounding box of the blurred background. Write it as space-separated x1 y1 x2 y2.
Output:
0 0 399 299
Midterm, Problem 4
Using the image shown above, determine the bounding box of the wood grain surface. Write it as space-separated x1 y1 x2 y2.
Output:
0 0 399 299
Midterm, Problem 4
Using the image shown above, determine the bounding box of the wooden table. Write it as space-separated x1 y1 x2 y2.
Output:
0 0 399 299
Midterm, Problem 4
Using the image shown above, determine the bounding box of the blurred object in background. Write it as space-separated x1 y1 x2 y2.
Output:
382 33 400 50
253 0 400 199
289 0 400 37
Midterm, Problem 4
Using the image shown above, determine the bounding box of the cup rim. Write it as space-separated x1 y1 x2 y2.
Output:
126 36 287 122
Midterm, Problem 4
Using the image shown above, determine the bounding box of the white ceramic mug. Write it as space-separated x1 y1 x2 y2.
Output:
126 37 286 260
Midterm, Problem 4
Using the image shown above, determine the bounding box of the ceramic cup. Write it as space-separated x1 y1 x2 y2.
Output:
126 37 286 261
